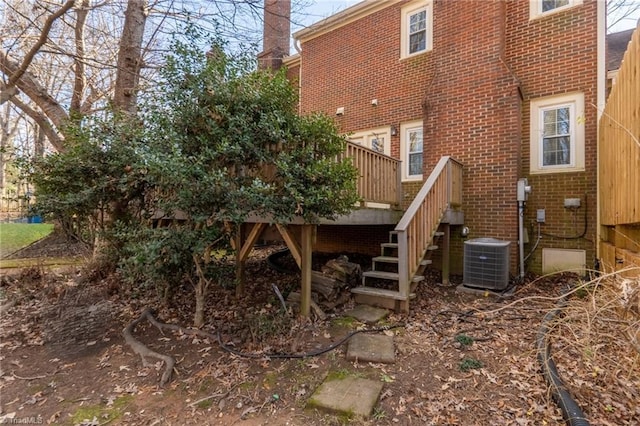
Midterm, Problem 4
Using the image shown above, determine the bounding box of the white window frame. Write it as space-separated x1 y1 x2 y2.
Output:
400 0 432 59
530 93 585 174
400 120 424 181
346 126 391 156
529 0 582 20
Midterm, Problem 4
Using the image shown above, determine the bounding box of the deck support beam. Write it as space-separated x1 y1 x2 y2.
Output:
300 225 314 318
275 224 302 268
272 223 315 317
235 223 266 297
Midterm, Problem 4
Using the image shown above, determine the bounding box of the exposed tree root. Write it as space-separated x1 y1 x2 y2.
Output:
122 308 218 386
122 308 175 386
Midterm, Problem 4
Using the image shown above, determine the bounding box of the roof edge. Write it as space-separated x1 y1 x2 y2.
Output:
293 0 401 42
282 53 300 67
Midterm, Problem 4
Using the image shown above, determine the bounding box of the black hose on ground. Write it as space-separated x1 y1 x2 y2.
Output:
216 324 404 359
267 248 296 274
536 294 590 426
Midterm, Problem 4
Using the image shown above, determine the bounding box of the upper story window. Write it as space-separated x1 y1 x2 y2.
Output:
530 93 585 174
401 1 432 59
543 0 569 12
400 120 423 181
530 0 582 19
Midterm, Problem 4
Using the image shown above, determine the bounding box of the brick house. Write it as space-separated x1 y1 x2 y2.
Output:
253 0 606 311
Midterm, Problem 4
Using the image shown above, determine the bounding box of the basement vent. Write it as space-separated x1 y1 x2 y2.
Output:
463 238 511 291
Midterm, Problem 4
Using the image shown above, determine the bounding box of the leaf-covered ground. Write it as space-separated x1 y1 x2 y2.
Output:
0 240 638 425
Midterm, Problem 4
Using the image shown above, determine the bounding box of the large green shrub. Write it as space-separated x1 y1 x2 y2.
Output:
31 29 359 326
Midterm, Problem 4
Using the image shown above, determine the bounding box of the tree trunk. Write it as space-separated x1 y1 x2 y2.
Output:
35 125 45 158
194 277 206 328
113 0 147 114
70 0 90 121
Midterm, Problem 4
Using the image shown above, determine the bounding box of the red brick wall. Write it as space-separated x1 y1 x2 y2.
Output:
422 0 522 273
299 0 433 161
285 63 300 86
292 0 599 275
506 0 599 272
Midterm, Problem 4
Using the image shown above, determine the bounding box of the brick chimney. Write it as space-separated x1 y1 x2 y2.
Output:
258 0 291 70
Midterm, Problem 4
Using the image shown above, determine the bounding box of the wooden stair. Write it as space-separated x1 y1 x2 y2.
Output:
352 229 444 311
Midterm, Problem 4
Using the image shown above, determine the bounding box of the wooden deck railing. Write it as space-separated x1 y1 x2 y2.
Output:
342 142 402 207
395 156 463 298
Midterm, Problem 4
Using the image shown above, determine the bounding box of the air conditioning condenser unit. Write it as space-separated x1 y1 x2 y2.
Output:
463 238 510 291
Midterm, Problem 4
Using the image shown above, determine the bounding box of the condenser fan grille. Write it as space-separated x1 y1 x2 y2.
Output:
463 238 510 290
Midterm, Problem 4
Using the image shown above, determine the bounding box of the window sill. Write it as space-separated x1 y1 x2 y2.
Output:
402 176 423 183
529 166 585 175
399 49 431 61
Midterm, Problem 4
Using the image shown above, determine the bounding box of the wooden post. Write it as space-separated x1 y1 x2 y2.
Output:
441 225 450 286
300 224 314 317
397 229 409 313
235 222 267 298
396 160 403 208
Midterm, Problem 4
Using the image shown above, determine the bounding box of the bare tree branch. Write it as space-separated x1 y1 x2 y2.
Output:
0 51 69 141
9 95 63 152
608 0 640 31
1 0 75 104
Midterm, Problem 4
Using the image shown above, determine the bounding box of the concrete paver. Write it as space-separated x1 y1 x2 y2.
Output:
307 376 383 418
343 305 389 324
346 333 395 364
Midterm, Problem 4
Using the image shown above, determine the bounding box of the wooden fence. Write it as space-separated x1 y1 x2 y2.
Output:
599 24 640 274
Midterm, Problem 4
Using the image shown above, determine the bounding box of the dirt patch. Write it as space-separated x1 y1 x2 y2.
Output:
5 229 90 260
0 246 638 425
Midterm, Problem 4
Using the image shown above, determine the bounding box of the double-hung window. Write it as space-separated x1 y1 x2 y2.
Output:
530 93 585 174
541 105 571 167
401 1 432 58
401 121 423 181
408 9 427 54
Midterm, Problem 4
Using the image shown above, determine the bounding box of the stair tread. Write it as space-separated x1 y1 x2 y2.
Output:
381 243 398 248
372 256 399 263
427 245 438 250
434 231 445 237
363 271 425 282
372 256 431 266
351 287 416 300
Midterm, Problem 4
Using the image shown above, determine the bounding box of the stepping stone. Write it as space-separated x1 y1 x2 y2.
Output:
307 375 383 419
343 305 389 324
346 333 395 364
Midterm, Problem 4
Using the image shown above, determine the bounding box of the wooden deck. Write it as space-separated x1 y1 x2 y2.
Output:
237 143 464 316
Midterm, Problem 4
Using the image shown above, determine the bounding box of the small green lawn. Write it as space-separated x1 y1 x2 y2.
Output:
0 223 54 258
